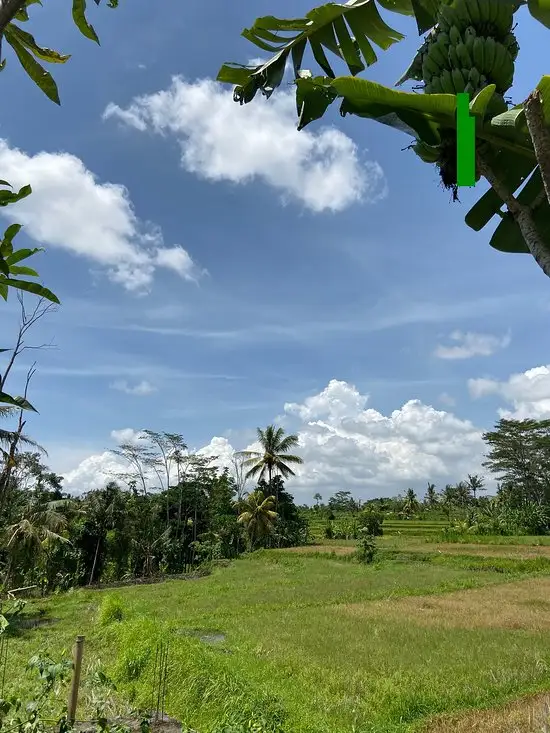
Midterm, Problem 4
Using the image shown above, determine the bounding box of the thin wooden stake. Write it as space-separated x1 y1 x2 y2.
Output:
67 635 85 724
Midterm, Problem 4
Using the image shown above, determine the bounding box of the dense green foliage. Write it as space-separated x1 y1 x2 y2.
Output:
0 429 307 595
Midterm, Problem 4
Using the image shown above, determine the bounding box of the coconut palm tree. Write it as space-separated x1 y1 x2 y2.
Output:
237 490 278 551
466 473 485 501
3 496 70 591
0 407 45 463
237 425 303 506
425 483 438 507
402 489 419 517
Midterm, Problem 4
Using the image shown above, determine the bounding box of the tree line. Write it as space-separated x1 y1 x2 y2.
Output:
0 424 308 595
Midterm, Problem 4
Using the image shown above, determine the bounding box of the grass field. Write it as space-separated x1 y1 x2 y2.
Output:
7 541 550 733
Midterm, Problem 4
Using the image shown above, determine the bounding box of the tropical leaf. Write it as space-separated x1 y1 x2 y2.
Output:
5 25 71 64
217 0 408 105
527 0 550 28
465 149 536 232
0 184 32 207
0 392 37 412
332 75 455 143
0 277 60 304
72 0 100 43
490 168 548 254
3 31 60 103
5 247 44 266
1 224 23 256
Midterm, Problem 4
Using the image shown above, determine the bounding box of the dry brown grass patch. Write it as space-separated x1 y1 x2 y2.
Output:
337 578 550 631
422 691 550 733
275 545 355 556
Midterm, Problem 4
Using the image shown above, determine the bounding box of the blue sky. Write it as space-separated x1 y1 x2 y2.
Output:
1 1 550 499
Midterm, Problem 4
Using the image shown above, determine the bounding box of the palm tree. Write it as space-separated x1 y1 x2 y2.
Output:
3 496 70 592
237 490 278 551
402 489 419 518
425 483 438 507
237 425 303 506
0 406 45 463
466 474 485 501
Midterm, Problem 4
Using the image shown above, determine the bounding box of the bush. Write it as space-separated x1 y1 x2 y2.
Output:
356 529 377 564
98 594 125 625
357 508 384 537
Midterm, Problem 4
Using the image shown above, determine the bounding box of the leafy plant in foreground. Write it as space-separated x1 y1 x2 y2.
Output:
217 0 550 281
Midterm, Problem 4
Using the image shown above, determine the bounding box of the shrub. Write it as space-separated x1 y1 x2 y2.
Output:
357 508 384 537
356 529 377 564
98 594 125 625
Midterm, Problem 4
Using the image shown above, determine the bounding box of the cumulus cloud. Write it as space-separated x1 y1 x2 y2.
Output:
63 451 130 495
58 380 485 498
434 330 510 360
103 77 387 213
0 140 201 292
110 428 146 444
110 380 157 396
469 365 550 419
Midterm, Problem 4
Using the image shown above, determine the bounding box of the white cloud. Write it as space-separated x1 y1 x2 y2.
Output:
0 140 201 293
103 77 387 213
110 380 157 396
63 451 130 495
110 428 146 444
469 365 550 419
438 392 456 407
58 380 485 498
434 330 511 360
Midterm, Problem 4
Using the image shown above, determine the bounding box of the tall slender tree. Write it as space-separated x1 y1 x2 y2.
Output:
237 425 303 507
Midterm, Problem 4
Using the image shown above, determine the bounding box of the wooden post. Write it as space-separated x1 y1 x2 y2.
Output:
67 635 85 724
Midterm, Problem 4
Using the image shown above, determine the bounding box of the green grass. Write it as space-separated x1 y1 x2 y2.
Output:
7 550 550 733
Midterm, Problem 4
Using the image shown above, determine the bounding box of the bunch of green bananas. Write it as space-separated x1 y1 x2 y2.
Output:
401 0 519 96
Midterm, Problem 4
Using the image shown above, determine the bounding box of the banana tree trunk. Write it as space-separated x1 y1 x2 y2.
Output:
477 153 550 279
524 90 550 209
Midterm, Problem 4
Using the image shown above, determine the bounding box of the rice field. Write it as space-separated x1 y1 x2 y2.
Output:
6 540 550 733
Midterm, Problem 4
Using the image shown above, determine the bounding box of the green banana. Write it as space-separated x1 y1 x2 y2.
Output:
463 0 481 25
422 54 440 81
468 67 481 88
464 25 477 41
440 69 454 93
448 44 460 68
456 42 472 67
502 32 519 60
427 39 447 68
483 36 496 74
413 141 441 164
452 68 466 93
430 75 444 93
493 0 514 36
464 34 475 57
472 36 485 70
489 53 514 91
449 24 462 45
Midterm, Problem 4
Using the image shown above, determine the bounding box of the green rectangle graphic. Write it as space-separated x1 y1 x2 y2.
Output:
456 92 475 188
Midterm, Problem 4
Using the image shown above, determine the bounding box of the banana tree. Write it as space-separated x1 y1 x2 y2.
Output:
217 0 550 279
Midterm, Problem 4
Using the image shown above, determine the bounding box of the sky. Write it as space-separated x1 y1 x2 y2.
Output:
1 0 550 502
